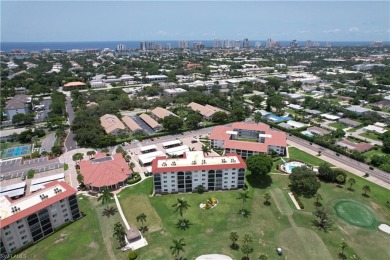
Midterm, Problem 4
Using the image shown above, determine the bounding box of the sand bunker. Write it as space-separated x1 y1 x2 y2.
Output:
196 254 233 260
379 224 390 234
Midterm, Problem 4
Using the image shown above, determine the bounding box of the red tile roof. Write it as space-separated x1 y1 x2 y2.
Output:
79 153 132 188
210 122 287 152
0 181 76 227
151 153 246 173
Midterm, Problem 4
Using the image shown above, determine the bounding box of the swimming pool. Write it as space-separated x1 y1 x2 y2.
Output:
301 131 314 138
280 161 306 174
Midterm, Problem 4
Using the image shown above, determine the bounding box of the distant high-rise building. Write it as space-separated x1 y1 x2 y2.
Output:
233 40 241 49
156 44 162 50
140 41 146 51
306 40 312 48
290 40 298 48
178 40 189 49
166 43 171 50
255 42 262 49
325 42 332 48
213 38 222 48
266 38 273 48
193 42 205 50
116 44 126 52
223 40 231 48
243 38 250 48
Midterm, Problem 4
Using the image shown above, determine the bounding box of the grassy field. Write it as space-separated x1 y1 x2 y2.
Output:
347 125 364 133
329 122 347 130
363 148 386 161
287 147 333 166
23 195 126 260
359 132 383 141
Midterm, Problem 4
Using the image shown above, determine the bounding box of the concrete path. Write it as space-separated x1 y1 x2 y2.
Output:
41 132 56 152
114 194 130 230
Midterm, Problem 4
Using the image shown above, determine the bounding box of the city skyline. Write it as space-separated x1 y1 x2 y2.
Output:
1 1 389 42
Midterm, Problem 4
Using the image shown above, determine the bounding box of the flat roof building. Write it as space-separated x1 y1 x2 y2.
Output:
152 151 246 194
163 88 187 97
210 122 287 158
0 181 81 256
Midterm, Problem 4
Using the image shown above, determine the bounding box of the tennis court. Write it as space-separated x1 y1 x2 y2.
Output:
2 145 31 159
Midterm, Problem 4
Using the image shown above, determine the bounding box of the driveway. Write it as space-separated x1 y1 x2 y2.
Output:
41 132 56 152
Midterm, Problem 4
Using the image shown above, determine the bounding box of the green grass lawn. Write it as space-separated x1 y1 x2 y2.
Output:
346 125 364 133
359 132 383 141
363 148 386 161
23 195 126 260
329 122 347 130
237 137 257 142
287 147 333 166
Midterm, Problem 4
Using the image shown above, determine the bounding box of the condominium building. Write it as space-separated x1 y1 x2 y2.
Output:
100 114 126 135
210 122 287 158
0 181 80 257
152 151 246 194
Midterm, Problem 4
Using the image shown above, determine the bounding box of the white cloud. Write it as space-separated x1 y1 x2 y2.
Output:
349 27 359 32
323 28 341 33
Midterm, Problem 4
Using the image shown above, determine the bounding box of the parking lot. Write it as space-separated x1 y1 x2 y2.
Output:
0 156 63 181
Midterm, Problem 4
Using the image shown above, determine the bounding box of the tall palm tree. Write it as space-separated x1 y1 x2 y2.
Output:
86 150 96 159
98 186 114 208
113 222 126 247
362 185 371 196
129 162 136 171
339 240 348 255
314 193 323 206
237 191 250 209
102 207 118 218
348 178 356 190
202 145 211 156
172 198 190 217
136 213 147 230
263 192 271 205
170 238 186 260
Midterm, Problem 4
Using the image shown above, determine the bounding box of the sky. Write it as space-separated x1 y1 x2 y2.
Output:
1 1 389 42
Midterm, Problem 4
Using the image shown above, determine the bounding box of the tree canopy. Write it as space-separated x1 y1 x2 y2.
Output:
289 166 321 198
246 154 273 178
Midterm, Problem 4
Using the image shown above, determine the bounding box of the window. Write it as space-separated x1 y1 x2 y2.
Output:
172 180 175 183
8 242 14 247
5 231 11 236
10 247 16 251
202 174 206 177
194 179 198 181
224 177 228 180
60 199 64 203
23 241 28 245
163 176 167 179
171 176 175 178
3 225 9 230
164 185 167 187
7 236 13 241
63 213 68 217
20 230 26 235
16 220 22 224
171 184 175 187
232 177 236 179
202 170 205 172
62 209 67 213
61 204 65 208
21 235 27 240
163 181 167 183
224 173 228 175
52 214 57 218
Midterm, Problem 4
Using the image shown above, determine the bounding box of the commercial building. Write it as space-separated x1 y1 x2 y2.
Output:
62 81 86 90
145 75 168 82
345 106 370 115
210 122 287 158
4 94 31 120
152 151 246 194
79 153 133 191
0 181 80 257
100 114 127 135
163 88 187 97
307 126 331 136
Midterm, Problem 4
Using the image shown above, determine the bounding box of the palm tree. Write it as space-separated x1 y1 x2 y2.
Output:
172 198 190 217
314 193 323 206
102 207 118 218
263 192 271 205
170 238 186 260
339 240 348 255
98 186 114 207
129 162 135 171
86 150 96 159
176 218 191 231
202 145 211 156
348 177 356 190
72 153 84 164
229 231 239 249
237 191 250 210
336 175 345 185
113 222 126 247
136 213 147 232
77 174 84 184
362 185 371 196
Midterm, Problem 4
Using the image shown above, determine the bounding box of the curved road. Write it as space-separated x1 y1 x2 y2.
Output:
65 96 77 152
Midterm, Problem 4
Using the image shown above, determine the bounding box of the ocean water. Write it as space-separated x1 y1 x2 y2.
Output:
1 40 386 52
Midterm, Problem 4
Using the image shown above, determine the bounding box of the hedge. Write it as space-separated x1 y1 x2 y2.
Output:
127 174 141 185
292 192 305 209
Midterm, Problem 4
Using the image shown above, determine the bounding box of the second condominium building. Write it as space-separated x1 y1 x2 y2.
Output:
152 151 247 194
210 122 287 158
0 181 80 257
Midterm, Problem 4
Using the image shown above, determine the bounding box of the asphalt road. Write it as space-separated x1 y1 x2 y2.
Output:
41 132 56 152
64 96 77 151
286 134 390 184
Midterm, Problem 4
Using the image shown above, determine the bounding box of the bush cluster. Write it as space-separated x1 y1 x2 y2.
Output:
292 192 304 209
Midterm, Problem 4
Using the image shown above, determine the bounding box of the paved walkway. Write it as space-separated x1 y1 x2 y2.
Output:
114 194 130 230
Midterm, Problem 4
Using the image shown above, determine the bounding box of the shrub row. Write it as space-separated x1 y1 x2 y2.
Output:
127 174 141 185
292 192 305 209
